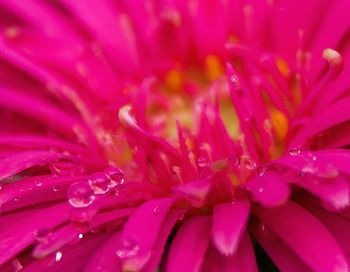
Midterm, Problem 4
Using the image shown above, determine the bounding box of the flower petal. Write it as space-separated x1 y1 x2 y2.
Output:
118 197 175 271
254 201 349 272
166 216 211 272
203 233 257 272
243 172 290 207
212 199 250 256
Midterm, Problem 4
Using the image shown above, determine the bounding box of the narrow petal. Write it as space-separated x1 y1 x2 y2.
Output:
212 199 250 255
118 198 175 271
166 216 211 272
243 172 290 207
203 233 257 272
254 201 349 272
252 223 312 272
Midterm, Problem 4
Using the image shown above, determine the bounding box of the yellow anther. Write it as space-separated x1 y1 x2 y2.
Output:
165 68 183 91
205 55 224 81
270 108 288 140
276 57 289 77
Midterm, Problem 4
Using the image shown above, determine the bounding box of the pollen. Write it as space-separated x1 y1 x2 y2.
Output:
205 55 224 81
270 108 288 140
165 68 183 91
276 57 289 77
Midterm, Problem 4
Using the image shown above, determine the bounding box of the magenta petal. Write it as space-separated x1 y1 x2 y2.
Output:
243 172 290 207
84 232 122 272
212 199 250 256
173 179 211 207
203 233 257 272
143 210 185 272
254 201 349 272
252 224 312 272
166 216 211 272
118 197 175 271
0 151 66 181
0 203 69 265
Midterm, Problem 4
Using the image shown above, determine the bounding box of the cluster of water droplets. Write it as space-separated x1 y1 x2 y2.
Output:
115 237 141 259
288 148 339 180
67 167 125 208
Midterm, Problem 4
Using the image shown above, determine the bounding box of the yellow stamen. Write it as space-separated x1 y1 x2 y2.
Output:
276 57 289 77
270 108 288 140
205 55 224 81
165 68 183 91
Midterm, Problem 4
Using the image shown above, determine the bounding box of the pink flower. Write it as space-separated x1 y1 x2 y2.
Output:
0 0 350 271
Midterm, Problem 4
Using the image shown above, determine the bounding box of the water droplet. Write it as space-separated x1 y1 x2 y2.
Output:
153 206 161 215
115 238 141 259
289 148 301 156
230 75 241 88
114 184 128 197
35 228 51 243
104 167 125 188
177 213 185 221
257 166 266 177
55 251 62 262
12 258 23 272
67 181 95 208
258 187 264 193
35 182 43 187
301 164 317 175
78 233 83 239
258 222 277 239
53 185 60 192
197 156 210 168
239 155 257 170
88 172 109 195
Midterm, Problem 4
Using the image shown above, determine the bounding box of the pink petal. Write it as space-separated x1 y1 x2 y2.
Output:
83 233 122 272
166 216 211 272
212 199 250 256
203 233 257 272
0 203 69 265
173 179 211 207
143 210 185 272
118 198 175 271
252 223 312 272
243 172 290 207
254 201 349 272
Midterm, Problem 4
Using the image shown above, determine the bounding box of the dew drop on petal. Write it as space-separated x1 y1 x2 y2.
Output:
257 166 266 177
35 228 51 243
197 156 210 168
67 181 95 208
12 258 23 272
116 238 141 259
302 164 317 175
258 187 264 193
239 155 257 170
55 251 63 262
88 172 109 195
104 167 125 188
78 233 84 239
289 148 301 156
153 206 161 215
114 184 128 197
35 182 43 187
